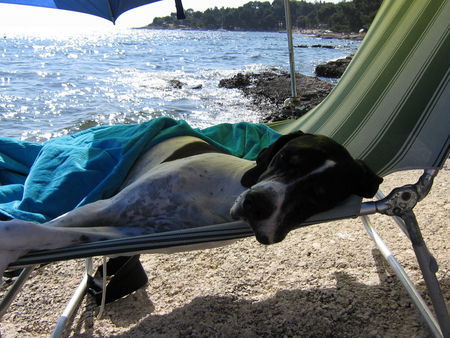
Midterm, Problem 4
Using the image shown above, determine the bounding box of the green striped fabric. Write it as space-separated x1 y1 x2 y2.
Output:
275 0 449 177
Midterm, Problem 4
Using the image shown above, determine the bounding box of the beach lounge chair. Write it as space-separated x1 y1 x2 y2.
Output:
1 0 449 336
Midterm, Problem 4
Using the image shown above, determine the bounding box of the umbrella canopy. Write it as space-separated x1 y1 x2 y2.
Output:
0 0 165 23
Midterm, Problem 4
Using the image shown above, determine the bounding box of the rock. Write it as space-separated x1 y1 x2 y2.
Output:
219 70 334 123
168 79 185 89
218 73 251 89
312 44 335 49
315 32 364 40
295 44 336 49
315 56 352 78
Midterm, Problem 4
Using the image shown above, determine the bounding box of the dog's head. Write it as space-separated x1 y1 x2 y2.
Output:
230 131 382 244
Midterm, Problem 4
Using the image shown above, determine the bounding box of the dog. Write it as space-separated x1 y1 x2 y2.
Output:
0 131 382 278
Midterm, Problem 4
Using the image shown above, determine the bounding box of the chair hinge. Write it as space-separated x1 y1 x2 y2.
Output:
379 185 419 217
372 169 438 217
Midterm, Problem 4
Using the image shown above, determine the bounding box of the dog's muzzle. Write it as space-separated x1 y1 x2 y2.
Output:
230 188 284 245
230 188 274 222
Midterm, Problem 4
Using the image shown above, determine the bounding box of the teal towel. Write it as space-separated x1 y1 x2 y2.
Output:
0 117 280 223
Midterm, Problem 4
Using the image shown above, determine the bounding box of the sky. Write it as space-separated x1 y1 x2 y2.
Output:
0 0 342 29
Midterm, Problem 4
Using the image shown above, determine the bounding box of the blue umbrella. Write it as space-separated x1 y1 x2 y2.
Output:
0 0 185 24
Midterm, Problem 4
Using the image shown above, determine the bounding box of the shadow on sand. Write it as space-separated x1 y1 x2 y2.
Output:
71 249 447 337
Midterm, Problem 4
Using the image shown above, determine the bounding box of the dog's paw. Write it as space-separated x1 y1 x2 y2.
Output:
0 250 26 285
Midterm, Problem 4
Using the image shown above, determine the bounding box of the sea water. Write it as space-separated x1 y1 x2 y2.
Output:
0 28 360 142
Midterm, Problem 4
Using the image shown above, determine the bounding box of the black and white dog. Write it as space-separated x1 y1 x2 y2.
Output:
0 131 382 277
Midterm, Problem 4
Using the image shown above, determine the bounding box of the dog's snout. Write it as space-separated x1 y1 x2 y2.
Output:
240 189 274 220
256 233 271 245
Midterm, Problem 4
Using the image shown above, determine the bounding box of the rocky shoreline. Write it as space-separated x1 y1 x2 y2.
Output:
299 29 365 40
217 47 355 122
219 70 335 123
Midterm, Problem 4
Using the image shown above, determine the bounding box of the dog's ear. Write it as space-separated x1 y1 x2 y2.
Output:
241 131 305 187
351 160 383 198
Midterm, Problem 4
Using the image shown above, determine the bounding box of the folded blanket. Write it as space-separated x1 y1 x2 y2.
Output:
0 117 281 223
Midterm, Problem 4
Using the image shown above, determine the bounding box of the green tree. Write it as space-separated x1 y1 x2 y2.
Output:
354 0 383 30
148 0 382 33
330 2 363 32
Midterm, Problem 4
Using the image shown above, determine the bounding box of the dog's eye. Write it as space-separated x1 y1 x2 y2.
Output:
276 152 302 167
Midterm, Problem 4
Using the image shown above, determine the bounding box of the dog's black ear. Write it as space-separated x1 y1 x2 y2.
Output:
241 131 305 187
351 160 383 198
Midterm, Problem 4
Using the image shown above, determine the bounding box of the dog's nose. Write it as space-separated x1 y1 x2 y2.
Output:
255 232 271 245
241 189 274 220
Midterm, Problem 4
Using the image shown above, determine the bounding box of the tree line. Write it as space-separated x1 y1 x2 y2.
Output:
147 0 382 33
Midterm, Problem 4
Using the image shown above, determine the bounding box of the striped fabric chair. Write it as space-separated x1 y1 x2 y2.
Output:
1 0 449 336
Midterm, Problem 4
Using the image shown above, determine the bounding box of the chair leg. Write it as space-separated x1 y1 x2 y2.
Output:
400 211 450 338
51 258 93 338
362 170 449 337
0 266 35 320
361 216 443 337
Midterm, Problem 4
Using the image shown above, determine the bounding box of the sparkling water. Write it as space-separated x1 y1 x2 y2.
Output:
0 27 360 141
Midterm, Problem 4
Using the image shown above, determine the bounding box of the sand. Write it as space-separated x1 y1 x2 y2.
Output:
0 161 448 337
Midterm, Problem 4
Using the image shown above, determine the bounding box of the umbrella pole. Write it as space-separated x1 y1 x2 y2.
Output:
283 0 300 107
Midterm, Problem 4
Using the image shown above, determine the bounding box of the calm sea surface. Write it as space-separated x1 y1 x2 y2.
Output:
1 28 360 142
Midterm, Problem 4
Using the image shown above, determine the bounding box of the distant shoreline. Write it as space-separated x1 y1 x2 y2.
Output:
137 26 365 40
298 29 365 40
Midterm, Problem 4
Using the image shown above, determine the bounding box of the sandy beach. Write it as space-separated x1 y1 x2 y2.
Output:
1 159 448 337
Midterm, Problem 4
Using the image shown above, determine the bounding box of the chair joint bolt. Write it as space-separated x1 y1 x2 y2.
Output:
379 186 418 216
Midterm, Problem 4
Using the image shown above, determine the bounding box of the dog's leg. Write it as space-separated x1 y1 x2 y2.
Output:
0 219 123 251
46 199 116 228
0 249 26 280
0 218 125 281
